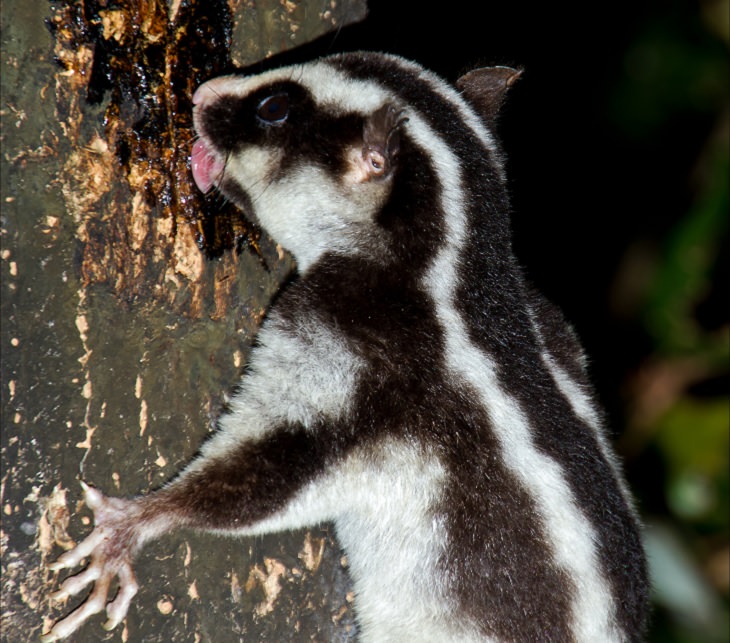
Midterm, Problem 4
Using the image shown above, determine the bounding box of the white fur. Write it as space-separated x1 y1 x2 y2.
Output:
330 442 452 642
196 312 364 463
294 61 392 115
194 63 391 119
526 311 637 517
240 163 384 272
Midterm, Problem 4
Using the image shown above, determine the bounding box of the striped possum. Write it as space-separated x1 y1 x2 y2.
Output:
43 52 649 641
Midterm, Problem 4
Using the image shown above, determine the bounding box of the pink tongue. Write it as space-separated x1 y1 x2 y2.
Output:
191 139 223 193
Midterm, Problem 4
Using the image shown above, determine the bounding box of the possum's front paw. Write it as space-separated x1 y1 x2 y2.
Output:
41 482 142 642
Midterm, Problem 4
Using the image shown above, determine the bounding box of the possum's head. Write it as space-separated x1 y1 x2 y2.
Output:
191 52 520 273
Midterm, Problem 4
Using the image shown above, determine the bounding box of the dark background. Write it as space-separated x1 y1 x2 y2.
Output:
263 1 729 640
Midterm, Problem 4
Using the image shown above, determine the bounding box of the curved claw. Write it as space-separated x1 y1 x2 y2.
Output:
80 480 104 510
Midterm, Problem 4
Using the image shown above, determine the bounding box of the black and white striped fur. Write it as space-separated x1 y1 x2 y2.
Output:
43 52 649 642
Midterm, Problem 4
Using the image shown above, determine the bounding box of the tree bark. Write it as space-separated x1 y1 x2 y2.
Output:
1 0 365 640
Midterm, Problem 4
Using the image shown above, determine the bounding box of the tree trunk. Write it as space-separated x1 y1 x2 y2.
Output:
1 0 365 640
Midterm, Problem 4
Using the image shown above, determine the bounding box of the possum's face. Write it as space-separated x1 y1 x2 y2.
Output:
192 62 406 272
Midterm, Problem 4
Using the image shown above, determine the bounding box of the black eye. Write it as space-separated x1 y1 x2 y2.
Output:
256 93 289 124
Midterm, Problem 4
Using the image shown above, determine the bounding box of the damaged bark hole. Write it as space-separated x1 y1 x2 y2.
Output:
47 0 264 315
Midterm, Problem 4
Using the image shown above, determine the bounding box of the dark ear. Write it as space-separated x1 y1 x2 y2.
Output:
456 66 523 124
359 104 408 181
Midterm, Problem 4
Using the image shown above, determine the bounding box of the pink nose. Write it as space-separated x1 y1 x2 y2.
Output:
192 77 235 106
192 84 212 106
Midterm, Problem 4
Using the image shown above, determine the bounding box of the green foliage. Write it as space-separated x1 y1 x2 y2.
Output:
611 6 728 139
607 2 729 641
659 397 729 524
643 141 729 358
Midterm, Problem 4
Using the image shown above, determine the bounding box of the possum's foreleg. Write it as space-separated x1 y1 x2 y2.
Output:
42 321 356 641
42 428 327 641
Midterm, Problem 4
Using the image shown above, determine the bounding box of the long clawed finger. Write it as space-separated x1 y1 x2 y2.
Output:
50 563 101 601
48 529 105 572
41 571 113 642
103 562 139 630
